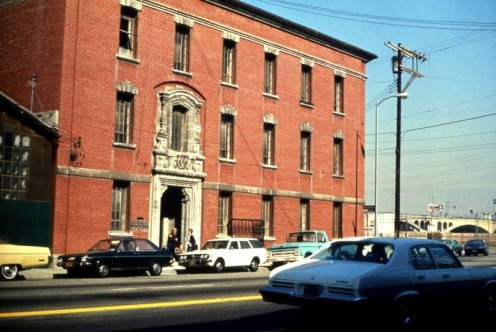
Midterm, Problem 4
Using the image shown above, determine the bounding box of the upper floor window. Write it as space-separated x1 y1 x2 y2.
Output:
171 105 188 152
334 75 344 113
300 131 311 171
263 122 275 166
119 6 138 59
301 64 312 104
220 114 234 159
0 132 30 200
333 137 343 176
115 92 134 144
264 53 277 95
174 24 190 72
222 39 237 84
112 180 129 231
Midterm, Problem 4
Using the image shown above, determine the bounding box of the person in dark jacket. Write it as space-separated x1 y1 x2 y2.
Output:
167 227 181 260
186 228 197 252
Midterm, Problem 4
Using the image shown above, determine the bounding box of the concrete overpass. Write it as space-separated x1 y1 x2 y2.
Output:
404 215 496 233
365 212 496 236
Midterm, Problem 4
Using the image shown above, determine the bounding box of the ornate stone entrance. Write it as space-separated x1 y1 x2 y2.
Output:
149 87 205 248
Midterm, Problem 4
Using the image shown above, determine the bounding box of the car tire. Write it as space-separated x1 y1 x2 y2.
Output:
483 286 496 323
149 261 163 276
248 258 259 272
96 262 110 278
213 259 224 273
1 265 19 281
394 297 421 331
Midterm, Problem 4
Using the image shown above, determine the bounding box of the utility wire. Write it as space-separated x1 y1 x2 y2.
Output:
247 0 496 31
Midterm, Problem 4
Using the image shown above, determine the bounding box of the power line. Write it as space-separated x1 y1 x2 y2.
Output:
247 0 496 31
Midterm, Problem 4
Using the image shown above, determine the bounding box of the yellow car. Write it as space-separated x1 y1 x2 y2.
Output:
0 238 51 281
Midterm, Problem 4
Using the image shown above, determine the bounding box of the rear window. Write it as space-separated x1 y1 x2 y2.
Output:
249 239 264 248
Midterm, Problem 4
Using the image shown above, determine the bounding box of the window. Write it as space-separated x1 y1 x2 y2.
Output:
171 105 188 152
332 202 342 238
300 131 311 171
112 181 129 231
263 123 275 166
119 6 138 59
333 137 343 176
222 39 236 84
262 195 274 237
218 191 232 235
334 75 344 113
220 114 234 159
174 24 190 72
299 199 310 230
264 53 277 95
0 132 30 200
301 65 312 104
115 92 134 144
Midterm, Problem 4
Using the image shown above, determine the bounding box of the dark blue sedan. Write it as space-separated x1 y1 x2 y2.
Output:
463 239 489 256
57 237 174 277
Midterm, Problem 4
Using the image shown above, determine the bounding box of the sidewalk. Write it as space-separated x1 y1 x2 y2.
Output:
19 263 182 280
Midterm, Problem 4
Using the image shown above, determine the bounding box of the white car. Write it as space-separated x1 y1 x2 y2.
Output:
177 237 268 272
260 237 496 330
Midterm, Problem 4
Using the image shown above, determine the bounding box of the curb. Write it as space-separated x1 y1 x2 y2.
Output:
18 264 181 280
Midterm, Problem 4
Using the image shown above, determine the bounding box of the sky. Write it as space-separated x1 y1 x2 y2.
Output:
241 0 496 218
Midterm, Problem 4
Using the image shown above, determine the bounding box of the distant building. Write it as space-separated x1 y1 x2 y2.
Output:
0 0 376 254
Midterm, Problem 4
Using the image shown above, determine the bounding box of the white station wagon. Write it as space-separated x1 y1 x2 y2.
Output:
177 237 268 273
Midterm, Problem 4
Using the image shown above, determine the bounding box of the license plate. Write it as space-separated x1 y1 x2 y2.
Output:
65 261 74 268
303 285 322 297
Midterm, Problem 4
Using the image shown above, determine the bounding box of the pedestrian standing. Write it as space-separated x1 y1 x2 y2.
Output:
186 228 197 252
167 227 181 260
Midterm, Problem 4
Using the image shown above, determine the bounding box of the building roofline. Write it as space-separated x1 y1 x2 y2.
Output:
0 91 59 140
205 0 377 62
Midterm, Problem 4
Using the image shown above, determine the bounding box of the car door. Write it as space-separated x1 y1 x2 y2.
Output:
114 239 137 270
238 240 254 266
427 244 473 301
224 239 242 267
133 239 156 269
410 245 472 307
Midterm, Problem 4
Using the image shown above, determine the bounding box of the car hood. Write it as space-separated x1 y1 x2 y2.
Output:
59 250 111 258
270 259 381 286
269 243 305 250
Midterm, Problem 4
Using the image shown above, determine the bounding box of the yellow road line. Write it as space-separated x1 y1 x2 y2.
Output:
0 295 263 318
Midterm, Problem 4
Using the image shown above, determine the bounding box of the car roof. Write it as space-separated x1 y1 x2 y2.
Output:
333 236 441 247
207 237 259 241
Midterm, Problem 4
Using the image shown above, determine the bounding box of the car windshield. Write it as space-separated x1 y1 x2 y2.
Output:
287 232 315 243
312 241 394 264
88 239 120 251
203 240 229 249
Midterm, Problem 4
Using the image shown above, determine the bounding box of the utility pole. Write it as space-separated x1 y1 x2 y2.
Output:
385 42 427 237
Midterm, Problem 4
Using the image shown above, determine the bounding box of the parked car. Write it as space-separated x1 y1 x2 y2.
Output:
438 238 463 256
0 238 51 281
267 230 328 269
177 237 268 272
57 236 173 277
259 237 496 330
463 239 489 256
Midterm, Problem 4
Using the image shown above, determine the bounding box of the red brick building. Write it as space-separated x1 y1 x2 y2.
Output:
0 0 376 254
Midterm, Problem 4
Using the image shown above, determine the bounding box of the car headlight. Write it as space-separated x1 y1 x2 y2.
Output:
81 255 89 263
200 254 209 259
